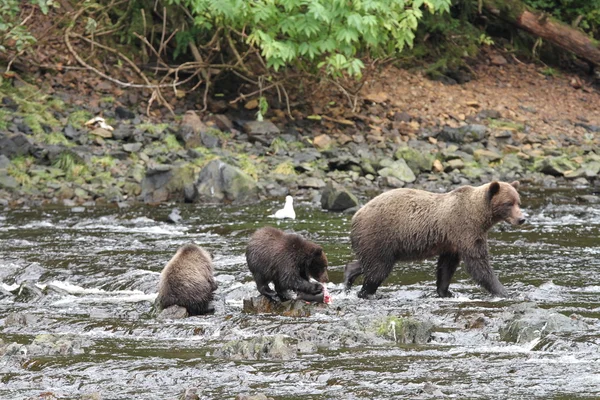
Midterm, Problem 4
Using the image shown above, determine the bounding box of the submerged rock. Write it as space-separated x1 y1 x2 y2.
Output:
12 281 44 302
157 305 189 320
375 316 433 344
320 181 359 212
215 334 297 360
27 334 94 356
499 303 588 344
236 394 275 400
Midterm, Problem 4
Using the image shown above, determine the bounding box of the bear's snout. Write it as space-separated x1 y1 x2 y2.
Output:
517 217 526 225
317 271 329 283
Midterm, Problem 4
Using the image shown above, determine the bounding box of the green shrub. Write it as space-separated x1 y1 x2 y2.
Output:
167 0 451 77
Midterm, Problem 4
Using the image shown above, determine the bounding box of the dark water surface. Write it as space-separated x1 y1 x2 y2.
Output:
1 188 599 399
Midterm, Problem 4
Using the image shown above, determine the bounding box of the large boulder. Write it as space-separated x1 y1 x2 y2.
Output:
320 181 359 212
141 163 196 204
375 316 433 344
395 146 435 173
192 159 258 203
377 159 416 183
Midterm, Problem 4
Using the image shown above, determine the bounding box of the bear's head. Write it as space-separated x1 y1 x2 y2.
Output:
306 245 329 283
488 180 525 226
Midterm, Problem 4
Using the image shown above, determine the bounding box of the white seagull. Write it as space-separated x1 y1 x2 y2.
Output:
269 195 296 220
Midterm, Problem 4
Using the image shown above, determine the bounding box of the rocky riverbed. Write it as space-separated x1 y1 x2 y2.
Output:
1 61 599 208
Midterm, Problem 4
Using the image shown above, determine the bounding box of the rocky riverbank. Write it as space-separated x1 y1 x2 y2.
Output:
1 62 599 208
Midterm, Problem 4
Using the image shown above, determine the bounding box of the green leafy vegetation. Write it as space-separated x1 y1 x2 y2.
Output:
164 133 183 151
273 161 296 176
92 156 116 169
7 156 34 187
67 110 94 129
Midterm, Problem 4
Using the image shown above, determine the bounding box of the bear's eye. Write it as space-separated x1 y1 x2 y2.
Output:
504 201 513 207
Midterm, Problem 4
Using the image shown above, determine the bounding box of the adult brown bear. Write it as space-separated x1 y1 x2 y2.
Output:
345 181 525 299
156 244 217 315
246 227 329 302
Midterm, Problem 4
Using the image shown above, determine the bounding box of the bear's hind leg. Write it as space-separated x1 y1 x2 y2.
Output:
254 275 279 301
343 261 363 291
436 253 460 297
357 260 393 299
274 282 292 301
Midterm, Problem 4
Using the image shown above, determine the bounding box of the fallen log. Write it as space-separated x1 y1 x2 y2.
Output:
482 0 600 67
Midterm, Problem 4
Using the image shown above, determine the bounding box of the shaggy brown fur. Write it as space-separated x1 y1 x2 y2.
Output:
246 226 329 302
346 181 524 298
156 244 217 315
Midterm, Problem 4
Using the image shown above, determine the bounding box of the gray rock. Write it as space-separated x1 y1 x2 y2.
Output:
63 124 80 140
298 177 326 189
437 124 487 143
243 120 280 146
200 130 220 149
499 303 588 344
381 176 405 188
236 394 274 400
377 159 416 183
0 174 17 190
0 132 33 158
115 106 135 120
167 208 182 223
215 334 297 360
445 159 465 171
5 312 39 327
123 143 142 153
157 305 189 320
0 154 10 169
112 125 134 141
193 159 258 203
320 181 359 211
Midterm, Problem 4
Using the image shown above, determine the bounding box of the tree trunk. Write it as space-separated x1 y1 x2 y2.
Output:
482 0 600 67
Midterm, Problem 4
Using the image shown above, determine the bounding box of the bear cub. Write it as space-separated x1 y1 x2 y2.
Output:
156 243 217 315
346 181 525 299
246 226 329 302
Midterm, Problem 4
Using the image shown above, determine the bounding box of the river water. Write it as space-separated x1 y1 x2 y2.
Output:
1 187 599 399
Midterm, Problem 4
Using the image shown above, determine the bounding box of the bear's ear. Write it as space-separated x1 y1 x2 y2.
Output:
312 247 323 257
510 180 520 189
487 181 500 201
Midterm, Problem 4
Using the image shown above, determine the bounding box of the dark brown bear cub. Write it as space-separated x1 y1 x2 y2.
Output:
346 181 525 299
156 244 217 315
246 226 329 302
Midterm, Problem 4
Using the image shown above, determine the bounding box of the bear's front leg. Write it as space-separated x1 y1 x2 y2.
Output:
285 274 323 295
462 241 509 298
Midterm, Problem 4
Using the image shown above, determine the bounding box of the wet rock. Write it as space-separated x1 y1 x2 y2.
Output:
243 295 315 317
123 143 142 153
243 120 280 146
200 130 220 149
112 125 134 141
499 303 588 344
157 305 189 320
115 106 135 120
320 181 359 212
43 284 70 296
377 159 416 183
179 388 200 400
437 124 487 143
236 394 274 400
215 334 297 360
375 316 433 344
0 132 33 158
395 146 434 173
0 173 18 190
535 156 578 176
27 334 94 356
193 159 258 203
12 281 44 302
167 208 182 223
577 195 600 204
5 312 39 327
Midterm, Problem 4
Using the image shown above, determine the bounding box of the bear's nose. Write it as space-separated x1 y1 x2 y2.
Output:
518 218 526 225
